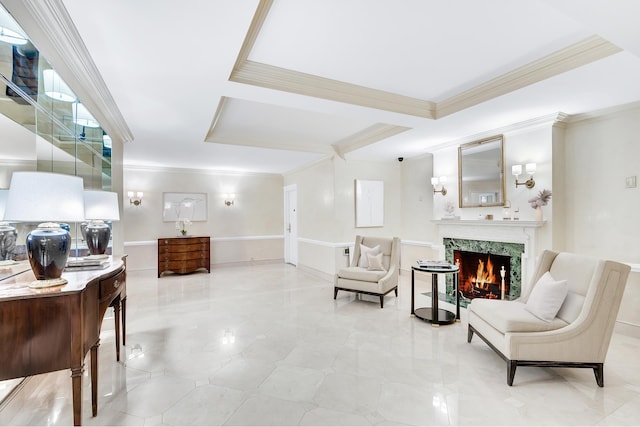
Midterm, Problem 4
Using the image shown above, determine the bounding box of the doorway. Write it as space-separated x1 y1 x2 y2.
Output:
284 184 297 266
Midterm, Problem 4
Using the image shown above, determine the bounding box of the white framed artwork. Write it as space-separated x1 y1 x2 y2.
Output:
355 179 384 227
162 192 208 222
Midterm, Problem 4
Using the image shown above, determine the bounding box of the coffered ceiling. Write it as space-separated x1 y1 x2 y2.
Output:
14 0 640 174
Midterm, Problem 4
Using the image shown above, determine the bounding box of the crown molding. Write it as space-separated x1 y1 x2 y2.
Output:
427 112 569 153
3 0 133 145
435 36 622 119
231 60 436 119
124 164 281 178
565 100 640 124
208 133 336 155
332 123 411 158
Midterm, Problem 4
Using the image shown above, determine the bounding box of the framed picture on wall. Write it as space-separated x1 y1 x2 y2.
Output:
355 179 384 227
162 192 207 222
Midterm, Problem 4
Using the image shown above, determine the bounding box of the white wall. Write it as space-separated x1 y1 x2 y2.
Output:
563 107 640 263
123 167 284 270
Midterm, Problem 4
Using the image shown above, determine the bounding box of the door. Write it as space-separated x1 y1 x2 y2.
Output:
284 184 297 266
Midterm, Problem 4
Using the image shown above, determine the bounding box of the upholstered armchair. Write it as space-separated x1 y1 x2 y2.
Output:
468 250 630 386
334 236 400 308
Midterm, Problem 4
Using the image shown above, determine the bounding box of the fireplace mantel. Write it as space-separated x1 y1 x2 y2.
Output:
432 219 545 228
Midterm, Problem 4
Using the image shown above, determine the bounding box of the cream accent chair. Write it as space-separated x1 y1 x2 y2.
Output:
468 250 630 386
334 236 400 308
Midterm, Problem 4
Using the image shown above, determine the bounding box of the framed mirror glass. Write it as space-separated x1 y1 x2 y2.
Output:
458 135 505 208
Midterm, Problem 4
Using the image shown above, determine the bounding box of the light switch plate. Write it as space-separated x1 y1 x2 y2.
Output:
626 176 637 188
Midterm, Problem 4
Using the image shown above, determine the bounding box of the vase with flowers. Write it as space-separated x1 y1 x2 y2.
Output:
175 218 192 236
528 189 551 221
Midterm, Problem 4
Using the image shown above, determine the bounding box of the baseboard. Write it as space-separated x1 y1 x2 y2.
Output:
614 321 640 338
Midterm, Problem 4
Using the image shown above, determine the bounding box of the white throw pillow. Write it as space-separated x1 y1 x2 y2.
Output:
358 244 381 268
367 252 386 271
525 272 569 322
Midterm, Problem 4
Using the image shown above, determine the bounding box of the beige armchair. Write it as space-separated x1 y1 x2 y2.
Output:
334 236 400 308
468 250 630 386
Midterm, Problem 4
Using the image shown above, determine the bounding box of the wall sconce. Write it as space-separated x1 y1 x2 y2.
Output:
512 163 536 189
431 176 447 195
128 191 143 206
224 194 235 207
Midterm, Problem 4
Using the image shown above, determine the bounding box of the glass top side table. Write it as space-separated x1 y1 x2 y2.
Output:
411 264 460 326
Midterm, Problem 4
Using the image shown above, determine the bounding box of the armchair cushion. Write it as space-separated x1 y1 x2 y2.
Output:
337 266 387 282
524 272 568 322
471 299 568 333
367 253 386 271
358 244 381 268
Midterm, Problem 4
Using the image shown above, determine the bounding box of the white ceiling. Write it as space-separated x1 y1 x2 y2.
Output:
58 0 640 174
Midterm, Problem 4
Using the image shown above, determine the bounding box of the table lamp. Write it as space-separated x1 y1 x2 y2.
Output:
82 190 120 256
0 189 18 261
3 172 85 288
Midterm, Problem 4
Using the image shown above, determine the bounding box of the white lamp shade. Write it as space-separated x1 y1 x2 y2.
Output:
43 69 76 102
0 189 8 220
3 172 85 222
72 102 100 128
511 165 522 176
84 191 120 221
525 163 537 174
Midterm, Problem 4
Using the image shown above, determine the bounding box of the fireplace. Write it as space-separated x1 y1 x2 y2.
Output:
443 238 525 307
454 250 511 300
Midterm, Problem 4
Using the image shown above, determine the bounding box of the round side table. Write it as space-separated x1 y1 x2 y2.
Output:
411 264 460 326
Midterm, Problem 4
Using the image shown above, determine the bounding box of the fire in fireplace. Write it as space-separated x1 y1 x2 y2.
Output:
454 250 511 300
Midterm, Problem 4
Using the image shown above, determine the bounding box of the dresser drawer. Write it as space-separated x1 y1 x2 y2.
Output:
99 268 125 300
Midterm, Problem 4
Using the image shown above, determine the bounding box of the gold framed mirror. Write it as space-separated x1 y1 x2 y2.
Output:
458 135 505 208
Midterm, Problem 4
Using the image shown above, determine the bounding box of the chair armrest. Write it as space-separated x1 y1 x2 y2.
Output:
378 264 398 288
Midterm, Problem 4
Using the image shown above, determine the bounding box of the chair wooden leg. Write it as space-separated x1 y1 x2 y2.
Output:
507 360 517 386
594 363 604 387
379 296 384 308
394 287 398 297
467 325 474 343
334 288 338 300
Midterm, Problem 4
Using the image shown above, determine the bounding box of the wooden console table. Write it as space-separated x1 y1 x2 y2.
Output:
158 236 210 277
0 256 127 426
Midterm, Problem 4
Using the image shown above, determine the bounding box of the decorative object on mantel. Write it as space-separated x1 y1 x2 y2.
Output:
176 218 192 236
528 189 552 221
443 200 457 219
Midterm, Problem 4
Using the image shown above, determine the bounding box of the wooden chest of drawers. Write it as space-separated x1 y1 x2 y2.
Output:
157 236 210 277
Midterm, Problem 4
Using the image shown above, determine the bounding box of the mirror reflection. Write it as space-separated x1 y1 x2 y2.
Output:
0 4 111 189
458 135 505 208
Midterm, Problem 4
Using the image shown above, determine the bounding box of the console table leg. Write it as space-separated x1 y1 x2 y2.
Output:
122 297 127 347
91 342 99 417
113 299 121 361
71 366 83 426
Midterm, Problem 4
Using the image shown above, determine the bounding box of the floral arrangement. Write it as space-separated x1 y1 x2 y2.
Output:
175 218 192 236
528 189 552 209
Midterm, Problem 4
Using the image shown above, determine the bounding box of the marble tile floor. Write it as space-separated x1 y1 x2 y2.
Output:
1 262 640 426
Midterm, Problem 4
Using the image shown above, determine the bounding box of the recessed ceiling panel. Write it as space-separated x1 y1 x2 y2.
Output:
251 0 591 101
206 97 378 153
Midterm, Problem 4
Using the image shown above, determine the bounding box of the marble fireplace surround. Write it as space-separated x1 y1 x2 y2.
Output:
433 219 545 307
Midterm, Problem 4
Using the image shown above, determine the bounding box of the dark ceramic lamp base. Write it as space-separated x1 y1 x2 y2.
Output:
26 223 72 288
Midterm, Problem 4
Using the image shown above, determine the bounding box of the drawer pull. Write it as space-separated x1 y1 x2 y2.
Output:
113 279 120 289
